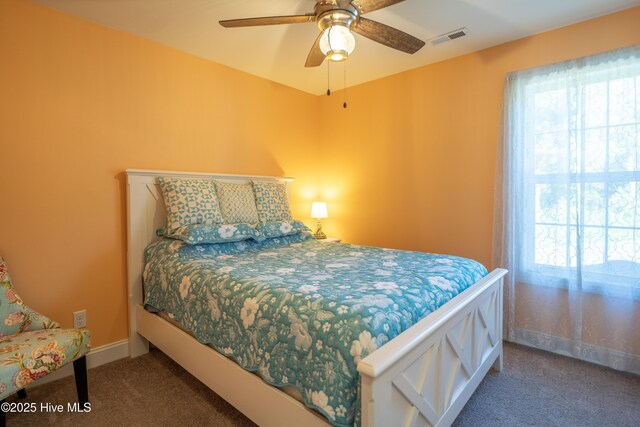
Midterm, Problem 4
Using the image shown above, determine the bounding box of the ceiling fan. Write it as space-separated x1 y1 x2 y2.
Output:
219 0 425 67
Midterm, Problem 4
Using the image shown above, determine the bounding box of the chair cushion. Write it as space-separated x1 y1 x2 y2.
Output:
0 328 91 399
0 257 59 336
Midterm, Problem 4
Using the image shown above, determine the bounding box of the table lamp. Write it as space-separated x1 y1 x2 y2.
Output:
311 201 328 239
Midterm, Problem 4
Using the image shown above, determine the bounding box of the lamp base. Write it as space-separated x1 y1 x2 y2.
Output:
314 219 327 240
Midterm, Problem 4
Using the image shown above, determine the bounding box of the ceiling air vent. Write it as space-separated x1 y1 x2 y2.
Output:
429 28 469 46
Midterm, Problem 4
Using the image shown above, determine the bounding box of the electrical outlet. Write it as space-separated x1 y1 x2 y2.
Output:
73 310 87 328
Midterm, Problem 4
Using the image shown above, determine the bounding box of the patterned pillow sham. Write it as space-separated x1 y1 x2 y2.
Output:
256 220 311 239
214 181 260 224
158 177 224 232
252 181 292 223
157 223 261 245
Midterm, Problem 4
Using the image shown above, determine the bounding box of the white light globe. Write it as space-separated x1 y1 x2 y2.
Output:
319 25 356 61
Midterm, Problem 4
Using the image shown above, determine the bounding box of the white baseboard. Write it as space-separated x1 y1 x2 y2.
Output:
27 338 129 388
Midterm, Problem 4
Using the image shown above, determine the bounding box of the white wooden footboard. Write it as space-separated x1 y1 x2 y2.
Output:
359 269 506 427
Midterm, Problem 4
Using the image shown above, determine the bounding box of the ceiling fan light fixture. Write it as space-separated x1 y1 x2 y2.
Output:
320 25 355 62
329 52 347 62
219 0 426 69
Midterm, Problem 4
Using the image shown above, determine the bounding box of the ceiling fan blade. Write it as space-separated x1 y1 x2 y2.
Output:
305 33 325 67
220 14 315 28
350 0 405 14
353 17 425 54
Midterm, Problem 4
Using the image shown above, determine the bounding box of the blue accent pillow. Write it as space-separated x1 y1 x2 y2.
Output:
157 223 262 245
256 220 311 239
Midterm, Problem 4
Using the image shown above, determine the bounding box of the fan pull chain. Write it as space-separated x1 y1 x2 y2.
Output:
327 60 331 96
343 61 348 109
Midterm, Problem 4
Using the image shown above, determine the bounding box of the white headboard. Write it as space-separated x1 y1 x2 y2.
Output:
125 169 294 357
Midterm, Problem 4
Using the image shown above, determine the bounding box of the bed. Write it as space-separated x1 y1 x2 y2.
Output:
126 169 507 427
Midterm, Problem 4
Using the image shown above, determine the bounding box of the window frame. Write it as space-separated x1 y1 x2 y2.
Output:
517 65 640 300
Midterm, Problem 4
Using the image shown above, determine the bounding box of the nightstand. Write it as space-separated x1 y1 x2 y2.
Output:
317 237 342 243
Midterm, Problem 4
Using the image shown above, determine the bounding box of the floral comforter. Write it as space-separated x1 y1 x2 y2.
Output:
143 233 487 426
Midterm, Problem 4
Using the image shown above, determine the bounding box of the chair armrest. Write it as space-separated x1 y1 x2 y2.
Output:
0 258 60 334
19 306 60 332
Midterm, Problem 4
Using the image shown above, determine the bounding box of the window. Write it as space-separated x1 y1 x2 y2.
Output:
516 52 640 296
496 46 640 372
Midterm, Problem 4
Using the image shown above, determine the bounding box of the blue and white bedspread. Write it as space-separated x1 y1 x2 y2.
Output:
143 233 488 426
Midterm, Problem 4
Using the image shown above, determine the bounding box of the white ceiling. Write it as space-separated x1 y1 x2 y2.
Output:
33 0 640 95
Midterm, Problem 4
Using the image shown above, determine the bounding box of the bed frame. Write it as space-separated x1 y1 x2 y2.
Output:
126 168 507 427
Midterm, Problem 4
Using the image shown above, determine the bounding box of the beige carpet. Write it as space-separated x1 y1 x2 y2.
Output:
6 342 640 426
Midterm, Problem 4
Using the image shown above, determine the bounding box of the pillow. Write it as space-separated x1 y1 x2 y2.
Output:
158 177 224 232
158 223 262 245
257 220 311 239
214 181 260 224
252 181 292 223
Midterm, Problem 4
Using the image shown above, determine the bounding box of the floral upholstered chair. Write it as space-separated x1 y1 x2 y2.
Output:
0 257 91 421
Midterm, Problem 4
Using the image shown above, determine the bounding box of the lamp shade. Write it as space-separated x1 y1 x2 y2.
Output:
311 202 328 219
319 25 355 62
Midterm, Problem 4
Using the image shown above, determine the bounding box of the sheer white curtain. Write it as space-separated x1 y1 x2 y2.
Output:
494 45 640 374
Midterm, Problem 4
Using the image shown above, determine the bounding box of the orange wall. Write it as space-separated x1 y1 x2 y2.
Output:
0 0 320 346
1 0 639 350
318 7 640 268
